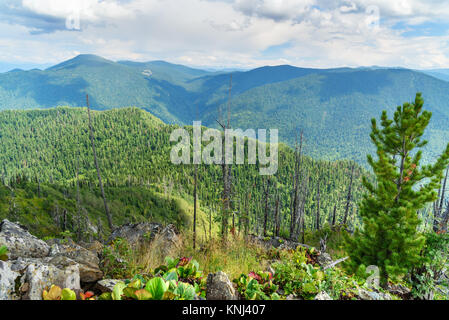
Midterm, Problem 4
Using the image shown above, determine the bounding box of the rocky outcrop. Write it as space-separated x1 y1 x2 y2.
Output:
107 222 181 256
206 271 238 300
158 224 181 255
314 291 333 300
0 220 102 300
0 260 20 300
79 241 104 256
20 260 80 300
357 288 392 300
386 283 411 299
95 279 123 293
47 239 103 283
0 219 50 259
107 222 163 245
248 235 312 251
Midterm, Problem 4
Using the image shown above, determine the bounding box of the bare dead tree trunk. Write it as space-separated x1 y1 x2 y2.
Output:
439 204 449 232
217 75 233 241
274 193 280 237
75 157 82 242
245 194 250 237
193 162 198 249
97 218 103 242
86 94 113 230
209 206 212 241
62 209 67 232
320 233 328 252
290 130 303 238
434 167 448 232
331 204 337 227
263 177 271 236
316 182 321 230
301 209 306 244
343 163 355 225
294 174 309 238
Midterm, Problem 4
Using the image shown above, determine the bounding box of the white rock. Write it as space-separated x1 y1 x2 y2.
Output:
0 220 50 259
22 262 80 300
314 291 333 300
0 261 20 300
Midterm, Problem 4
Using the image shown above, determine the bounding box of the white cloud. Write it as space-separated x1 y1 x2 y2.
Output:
0 0 448 69
233 0 314 21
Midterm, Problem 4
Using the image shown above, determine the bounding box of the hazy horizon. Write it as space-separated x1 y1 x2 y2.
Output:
1 1 449 72
0 52 446 74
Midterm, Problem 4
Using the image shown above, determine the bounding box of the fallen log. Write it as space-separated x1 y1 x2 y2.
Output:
323 256 349 270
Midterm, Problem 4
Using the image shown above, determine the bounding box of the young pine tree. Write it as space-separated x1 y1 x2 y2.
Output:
345 93 449 286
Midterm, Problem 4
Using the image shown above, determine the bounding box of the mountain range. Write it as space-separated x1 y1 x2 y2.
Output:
1 54 449 164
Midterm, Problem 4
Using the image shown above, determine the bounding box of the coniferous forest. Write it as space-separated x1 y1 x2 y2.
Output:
1 1 449 309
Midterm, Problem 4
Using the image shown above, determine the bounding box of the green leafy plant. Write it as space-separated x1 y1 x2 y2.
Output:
0 245 8 261
234 271 279 300
145 277 168 300
153 256 205 297
270 246 359 300
42 285 77 300
108 275 199 301
411 232 449 299
101 238 135 279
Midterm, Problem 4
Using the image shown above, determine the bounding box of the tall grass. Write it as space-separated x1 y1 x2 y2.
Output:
131 232 270 280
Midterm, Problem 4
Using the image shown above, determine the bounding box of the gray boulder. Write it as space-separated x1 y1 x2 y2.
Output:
248 235 311 251
387 283 411 299
158 224 181 255
0 261 20 300
358 288 392 300
95 279 123 293
21 260 80 300
314 291 333 300
107 222 163 245
106 223 180 257
0 219 50 259
0 220 89 300
206 271 238 300
47 239 103 283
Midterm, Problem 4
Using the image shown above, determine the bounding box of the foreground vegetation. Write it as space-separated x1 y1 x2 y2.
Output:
33 229 449 300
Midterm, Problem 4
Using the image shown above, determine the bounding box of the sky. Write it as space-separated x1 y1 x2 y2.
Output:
1 0 449 71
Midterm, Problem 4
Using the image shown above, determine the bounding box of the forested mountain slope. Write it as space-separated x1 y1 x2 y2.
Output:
0 107 364 237
200 69 449 163
1 55 448 164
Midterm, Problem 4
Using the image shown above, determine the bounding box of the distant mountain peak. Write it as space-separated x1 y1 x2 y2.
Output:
46 54 115 71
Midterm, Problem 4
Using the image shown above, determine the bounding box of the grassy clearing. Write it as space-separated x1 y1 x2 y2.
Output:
111 234 271 281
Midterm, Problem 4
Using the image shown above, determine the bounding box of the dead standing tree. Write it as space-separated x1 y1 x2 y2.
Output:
262 176 271 236
193 107 200 249
316 182 321 230
343 163 355 225
86 94 113 230
434 166 448 232
293 174 309 240
273 191 280 237
331 204 337 227
290 130 303 238
193 161 198 249
216 75 233 241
